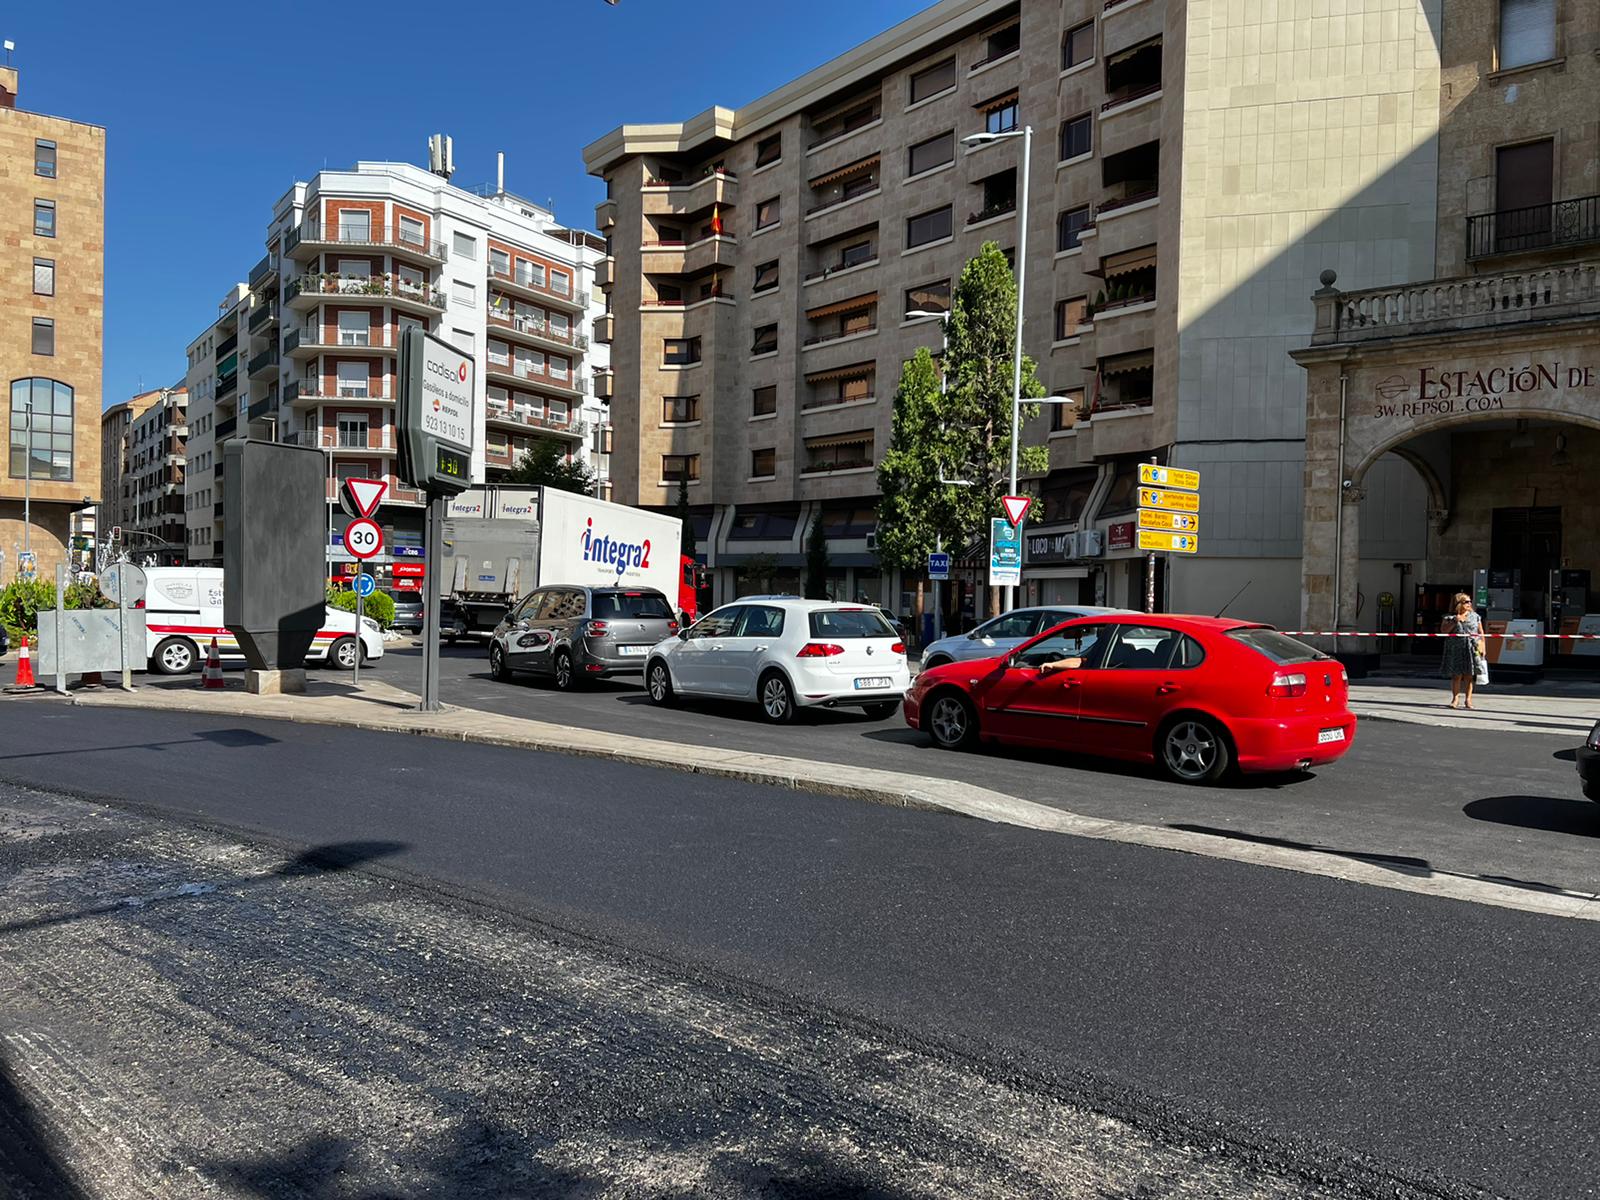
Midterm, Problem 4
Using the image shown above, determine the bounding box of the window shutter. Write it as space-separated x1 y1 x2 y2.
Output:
1499 0 1556 69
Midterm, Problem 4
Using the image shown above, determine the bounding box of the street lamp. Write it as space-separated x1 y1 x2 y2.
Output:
962 124 1031 612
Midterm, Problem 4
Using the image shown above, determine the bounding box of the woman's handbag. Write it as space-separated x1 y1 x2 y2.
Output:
1474 654 1490 686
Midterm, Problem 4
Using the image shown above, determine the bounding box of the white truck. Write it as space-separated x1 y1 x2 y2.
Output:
439 487 687 639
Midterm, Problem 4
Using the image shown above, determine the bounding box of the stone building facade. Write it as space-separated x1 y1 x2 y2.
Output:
0 66 104 584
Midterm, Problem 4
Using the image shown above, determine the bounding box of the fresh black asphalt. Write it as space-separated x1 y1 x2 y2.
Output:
2 703 1597 1199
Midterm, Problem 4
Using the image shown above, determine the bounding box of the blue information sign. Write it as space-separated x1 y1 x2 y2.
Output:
352 572 377 598
928 551 951 581
989 518 1022 587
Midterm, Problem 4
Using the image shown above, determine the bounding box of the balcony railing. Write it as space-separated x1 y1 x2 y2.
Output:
803 392 876 411
1466 194 1600 260
1310 260 1600 346
290 323 401 352
488 266 589 309
803 325 877 347
289 378 395 402
643 168 739 189
1094 290 1156 315
249 254 279 288
216 417 237 439
287 273 447 310
290 221 447 261
215 373 238 400
1101 82 1163 113
324 431 398 452
485 358 587 394
248 347 279 377
248 302 278 333
1096 187 1159 217
216 334 239 359
486 308 589 349
967 197 1017 225
485 401 580 434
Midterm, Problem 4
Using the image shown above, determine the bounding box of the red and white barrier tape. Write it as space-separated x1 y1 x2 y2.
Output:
1281 630 1600 640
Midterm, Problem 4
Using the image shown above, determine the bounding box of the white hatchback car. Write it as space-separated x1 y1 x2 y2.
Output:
645 598 910 723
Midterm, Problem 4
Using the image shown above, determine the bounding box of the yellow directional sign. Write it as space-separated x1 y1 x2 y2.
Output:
1139 464 1200 490
1138 487 1200 513
1138 509 1199 533
1138 530 1200 554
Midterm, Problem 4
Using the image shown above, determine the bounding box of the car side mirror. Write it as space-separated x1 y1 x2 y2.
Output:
678 628 691 641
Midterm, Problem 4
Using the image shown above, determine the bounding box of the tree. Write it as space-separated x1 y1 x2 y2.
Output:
674 475 695 559
507 440 597 497
804 516 830 599
740 553 778 596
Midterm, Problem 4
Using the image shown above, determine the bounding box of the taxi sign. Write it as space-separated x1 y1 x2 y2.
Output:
1137 509 1199 533
1139 487 1200 513
1138 530 1199 554
1139 464 1200 491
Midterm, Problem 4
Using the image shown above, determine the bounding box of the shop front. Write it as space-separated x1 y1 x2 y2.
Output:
1295 264 1600 664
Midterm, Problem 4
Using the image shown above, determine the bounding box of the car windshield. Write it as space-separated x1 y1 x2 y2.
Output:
809 608 897 639
1227 627 1330 664
592 591 674 620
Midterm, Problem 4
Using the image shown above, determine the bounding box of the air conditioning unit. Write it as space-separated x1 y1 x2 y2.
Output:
1078 529 1105 558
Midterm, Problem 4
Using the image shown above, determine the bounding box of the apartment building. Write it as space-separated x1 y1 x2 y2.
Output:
184 152 611 585
1296 0 1600 641
585 0 1445 623
124 387 188 553
0 64 104 584
101 387 165 535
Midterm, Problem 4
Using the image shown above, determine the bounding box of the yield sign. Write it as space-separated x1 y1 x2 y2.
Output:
1000 495 1032 527
341 477 388 518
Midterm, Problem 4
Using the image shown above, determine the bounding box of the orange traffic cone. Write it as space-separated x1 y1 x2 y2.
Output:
201 637 225 690
12 635 35 688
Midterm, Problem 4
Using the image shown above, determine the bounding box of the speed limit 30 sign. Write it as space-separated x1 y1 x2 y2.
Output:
343 518 384 561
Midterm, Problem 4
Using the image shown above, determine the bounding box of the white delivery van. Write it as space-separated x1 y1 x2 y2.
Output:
140 567 384 674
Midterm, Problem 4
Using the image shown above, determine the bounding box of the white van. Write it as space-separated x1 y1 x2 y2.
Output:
141 568 384 675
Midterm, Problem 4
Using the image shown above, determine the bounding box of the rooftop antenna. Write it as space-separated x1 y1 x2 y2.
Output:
427 134 454 181
3 41 14 66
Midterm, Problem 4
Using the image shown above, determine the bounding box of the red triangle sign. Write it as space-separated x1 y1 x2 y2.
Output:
345 478 388 518
1001 495 1032 527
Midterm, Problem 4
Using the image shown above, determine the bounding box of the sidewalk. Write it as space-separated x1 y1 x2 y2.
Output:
9 672 1595 924
1349 675 1599 737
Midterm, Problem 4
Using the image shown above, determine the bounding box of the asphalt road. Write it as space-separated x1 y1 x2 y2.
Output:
2 704 1598 1199
374 640 1600 898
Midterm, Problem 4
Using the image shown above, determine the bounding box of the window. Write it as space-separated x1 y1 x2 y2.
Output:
337 257 372 280
910 59 957 103
906 205 953 248
31 318 54 356
336 362 369 398
753 259 780 292
1060 114 1092 161
752 386 777 416
592 592 675 620
985 100 1020 135
1055 297 1088 340
1496 139 1554 213
10 378 75 481
33 258 54 297
452 232 477 260
689 606 740 638
338 310 370 346
908 131 955 177
735 606 787 638
663 395 700 424
34 199 55 238
1102 625 1186 670
982 23 1021 63
839 239 875 268
336 208 372 241
755 197 780 229
453 280 477 305
1057 206 1092 251
1227 628 1329 665
1015 625 1110 669
905 279 951 317
1062 21 1095 69
490 248 510 276
751 324 779 355
808 609 895 639
755 133 782 168
550 270 570 295
1498 0 1556 69
1050 389 1083 431
450 328 474 356
751 448 776 477
663 337 702 366
34 139 56 178
398 214 425 247
662 454 700 482
336 414 369 449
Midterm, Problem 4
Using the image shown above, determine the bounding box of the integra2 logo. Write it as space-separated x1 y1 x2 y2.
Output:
581 517 651 578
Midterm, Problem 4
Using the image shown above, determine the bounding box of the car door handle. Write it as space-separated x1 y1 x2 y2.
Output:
753 645 768 652
1059 677 1081 688
1156 682 1181 695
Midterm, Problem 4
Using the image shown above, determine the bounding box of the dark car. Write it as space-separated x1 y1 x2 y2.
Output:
488 584 679 691
391 589 424 633
1579 720 1600 801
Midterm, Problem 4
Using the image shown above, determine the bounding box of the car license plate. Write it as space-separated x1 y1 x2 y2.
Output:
854 676 892 690
618 644 649 657
1317 727 1346 744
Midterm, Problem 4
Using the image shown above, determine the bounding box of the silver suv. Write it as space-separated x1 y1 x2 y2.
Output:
919 605 1130 669
488 584 678 690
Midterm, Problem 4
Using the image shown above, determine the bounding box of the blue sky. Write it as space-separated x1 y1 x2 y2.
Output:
9 0 929 408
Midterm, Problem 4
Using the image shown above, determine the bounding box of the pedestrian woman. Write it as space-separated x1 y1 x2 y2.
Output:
1440 592 1485 709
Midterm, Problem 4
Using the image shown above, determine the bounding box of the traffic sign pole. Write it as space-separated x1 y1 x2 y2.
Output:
1145 458 1158 614
354 570 363 690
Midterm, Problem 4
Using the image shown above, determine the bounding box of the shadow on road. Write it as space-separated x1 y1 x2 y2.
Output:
0 1051 93 1200
0 726 281 762
1463 795 1600 839
1551 748 1577 762
0 841 408 937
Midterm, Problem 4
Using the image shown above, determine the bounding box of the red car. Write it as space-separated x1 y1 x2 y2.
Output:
903 614 1356 784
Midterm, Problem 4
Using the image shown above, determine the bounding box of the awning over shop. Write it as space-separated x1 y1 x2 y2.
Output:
809 155 881 188
805 361 876 384
1100 349 1154 377
805 429 874 450
806 292 879 320
976 89 1019 114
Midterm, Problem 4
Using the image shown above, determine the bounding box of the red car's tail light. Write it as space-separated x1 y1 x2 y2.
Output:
890 642 905 655
797 642 845 658
1268 672 1308 698
585 620 609 637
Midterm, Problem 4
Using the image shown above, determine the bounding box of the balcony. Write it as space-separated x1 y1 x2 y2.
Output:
487 264 590 311
595 255 614 289
215 372 238 401
807 156 881 216
1467 195 1600 261
216 417 237 440
484 358 587 400
640 234 738 277
247 347 279 379
322 429 398 455
595 197 618 230
486 307 589 353
216 333 239 359
287 220 447 265
485 399 584 440
640 170 738 217
594 313 615 343
288 378 395 407
286 323 402 358
249 254 279 289
247 301 279 334
286 273 447 315
593 367 613 401
246 397 277 423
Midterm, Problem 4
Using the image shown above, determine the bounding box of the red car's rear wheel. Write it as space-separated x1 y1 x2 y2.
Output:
1159 716 1231 785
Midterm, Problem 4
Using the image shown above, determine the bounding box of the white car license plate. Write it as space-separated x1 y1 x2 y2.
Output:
854 676 892 690
1317 727 1346 744
618 644 649 657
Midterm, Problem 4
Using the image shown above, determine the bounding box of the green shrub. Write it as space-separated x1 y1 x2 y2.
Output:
326 587 395 630
1 578 57 643
65 579 114 611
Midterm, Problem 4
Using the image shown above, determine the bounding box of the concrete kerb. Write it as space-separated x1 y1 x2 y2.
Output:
54 683 1600 925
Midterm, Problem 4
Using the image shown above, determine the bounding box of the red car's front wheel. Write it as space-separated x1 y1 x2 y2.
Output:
926 692 977 751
